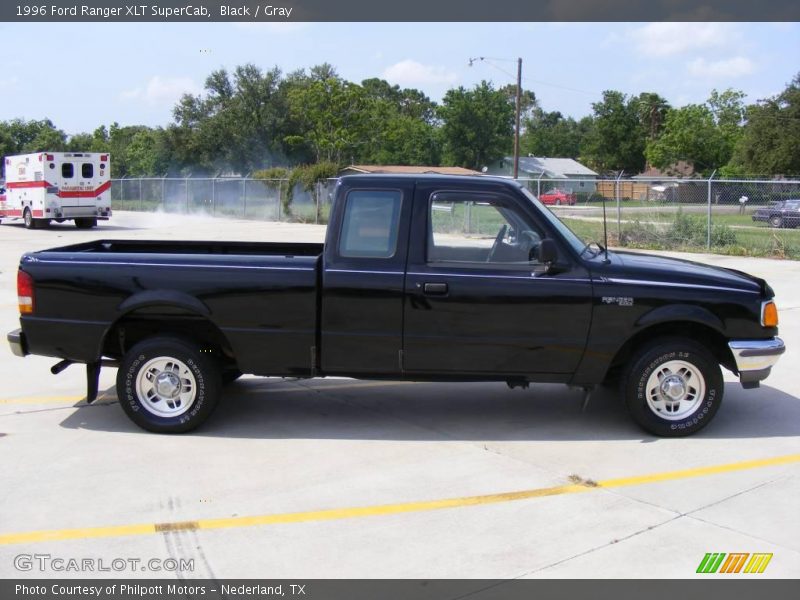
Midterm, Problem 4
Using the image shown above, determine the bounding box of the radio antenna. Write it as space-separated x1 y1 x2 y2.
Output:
601 192 610 264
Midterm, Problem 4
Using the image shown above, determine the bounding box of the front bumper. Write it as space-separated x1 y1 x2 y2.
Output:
7 328 28 357
728 337 785 388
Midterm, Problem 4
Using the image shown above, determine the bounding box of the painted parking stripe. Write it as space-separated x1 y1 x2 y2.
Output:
1 453 798 546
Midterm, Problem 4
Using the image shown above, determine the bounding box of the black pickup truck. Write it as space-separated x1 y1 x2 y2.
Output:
7 175 785 436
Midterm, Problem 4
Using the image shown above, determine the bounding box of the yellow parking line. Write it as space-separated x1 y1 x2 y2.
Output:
1 453 798 546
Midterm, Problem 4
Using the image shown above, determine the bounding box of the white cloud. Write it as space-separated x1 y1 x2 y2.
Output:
629 23 735 57
687 57 756 79
121 76 201 107
382 60 458 87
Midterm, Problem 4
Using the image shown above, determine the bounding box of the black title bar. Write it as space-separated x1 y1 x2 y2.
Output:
2 0 800 22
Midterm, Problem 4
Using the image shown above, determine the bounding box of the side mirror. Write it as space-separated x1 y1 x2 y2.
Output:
538 238 557 264
533 239 558 275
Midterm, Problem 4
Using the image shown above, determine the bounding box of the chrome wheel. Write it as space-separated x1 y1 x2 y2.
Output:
644 359 706 421
135 356 197 417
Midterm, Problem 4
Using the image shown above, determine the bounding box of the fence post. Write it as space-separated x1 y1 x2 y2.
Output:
138 178 143 211
706 170 717 250
615 170 624 242
537 172 543 198
212 178 216 216
242 177 247 218
161 177 166 212
315 182 320 224
185 177 189 213
277 180 282 221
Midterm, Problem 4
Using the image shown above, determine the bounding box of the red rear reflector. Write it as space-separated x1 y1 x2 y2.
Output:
100 154 108 161
46 154 54 161
17 270 34 315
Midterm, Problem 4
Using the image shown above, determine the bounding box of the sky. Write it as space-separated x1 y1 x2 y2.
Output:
1 22 798 135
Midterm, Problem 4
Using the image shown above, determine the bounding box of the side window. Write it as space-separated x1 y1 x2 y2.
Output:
81 163 93 178
61 163 74 179
339 190 402 258
428 192 544 265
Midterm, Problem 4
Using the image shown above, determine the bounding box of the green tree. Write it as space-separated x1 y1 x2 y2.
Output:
635 92 670 142
646 104 730 175
0 118 67 155
285 75 371 164
499 84 538 124
582 91 646 173
520 109 589 158
730 74 800 176
437 81 514 169
126 128 171 176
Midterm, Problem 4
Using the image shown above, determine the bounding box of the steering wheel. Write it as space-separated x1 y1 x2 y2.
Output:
486 224 508 262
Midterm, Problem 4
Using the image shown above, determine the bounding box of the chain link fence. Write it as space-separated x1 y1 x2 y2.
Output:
111 177 337 224
521 176 800 259
111 175 800 259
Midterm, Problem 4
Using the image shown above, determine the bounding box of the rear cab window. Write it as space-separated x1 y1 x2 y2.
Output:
81 163 94 178
339 190 403 258
61 163 74 179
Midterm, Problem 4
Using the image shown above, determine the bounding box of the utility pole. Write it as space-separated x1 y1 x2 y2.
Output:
514 57 522 179
468 55 524 178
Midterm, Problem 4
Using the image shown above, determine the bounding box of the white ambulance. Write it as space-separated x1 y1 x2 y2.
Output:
0 152 112 229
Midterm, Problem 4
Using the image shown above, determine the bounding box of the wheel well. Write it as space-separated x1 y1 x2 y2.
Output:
605 321 735 382
101 309 238 370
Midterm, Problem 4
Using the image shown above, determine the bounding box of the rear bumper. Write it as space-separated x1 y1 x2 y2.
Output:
728 337 784 388
7 328 28 357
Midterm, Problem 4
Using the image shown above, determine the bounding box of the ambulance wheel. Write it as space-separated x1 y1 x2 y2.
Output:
23 208 35 229
75 218 97 229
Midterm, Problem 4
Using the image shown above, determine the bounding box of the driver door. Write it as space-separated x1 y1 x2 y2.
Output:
402 186 593 376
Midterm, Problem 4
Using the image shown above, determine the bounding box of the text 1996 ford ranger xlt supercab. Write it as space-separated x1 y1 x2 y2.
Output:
7 175 785 436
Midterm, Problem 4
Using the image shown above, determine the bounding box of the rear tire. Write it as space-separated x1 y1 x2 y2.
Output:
769 215 783 228
116 337 222 433
622 337 723 437
75 217 97 229
23 208 35 229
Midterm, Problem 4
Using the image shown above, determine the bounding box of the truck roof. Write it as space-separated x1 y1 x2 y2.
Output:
339 173 522 188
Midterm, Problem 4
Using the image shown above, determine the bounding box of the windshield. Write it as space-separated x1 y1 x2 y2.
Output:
519 186 590 255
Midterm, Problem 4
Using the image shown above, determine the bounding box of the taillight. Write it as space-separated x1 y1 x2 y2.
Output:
17 270 34 315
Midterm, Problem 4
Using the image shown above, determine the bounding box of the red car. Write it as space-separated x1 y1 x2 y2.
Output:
538 188 576 206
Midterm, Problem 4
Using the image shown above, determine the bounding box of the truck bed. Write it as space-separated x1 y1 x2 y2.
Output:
20 239 324 376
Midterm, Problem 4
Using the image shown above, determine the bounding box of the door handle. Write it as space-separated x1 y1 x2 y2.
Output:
423 282 448 295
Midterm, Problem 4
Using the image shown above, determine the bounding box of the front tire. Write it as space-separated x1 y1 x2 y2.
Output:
116 337 221 433
622 338 723 437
